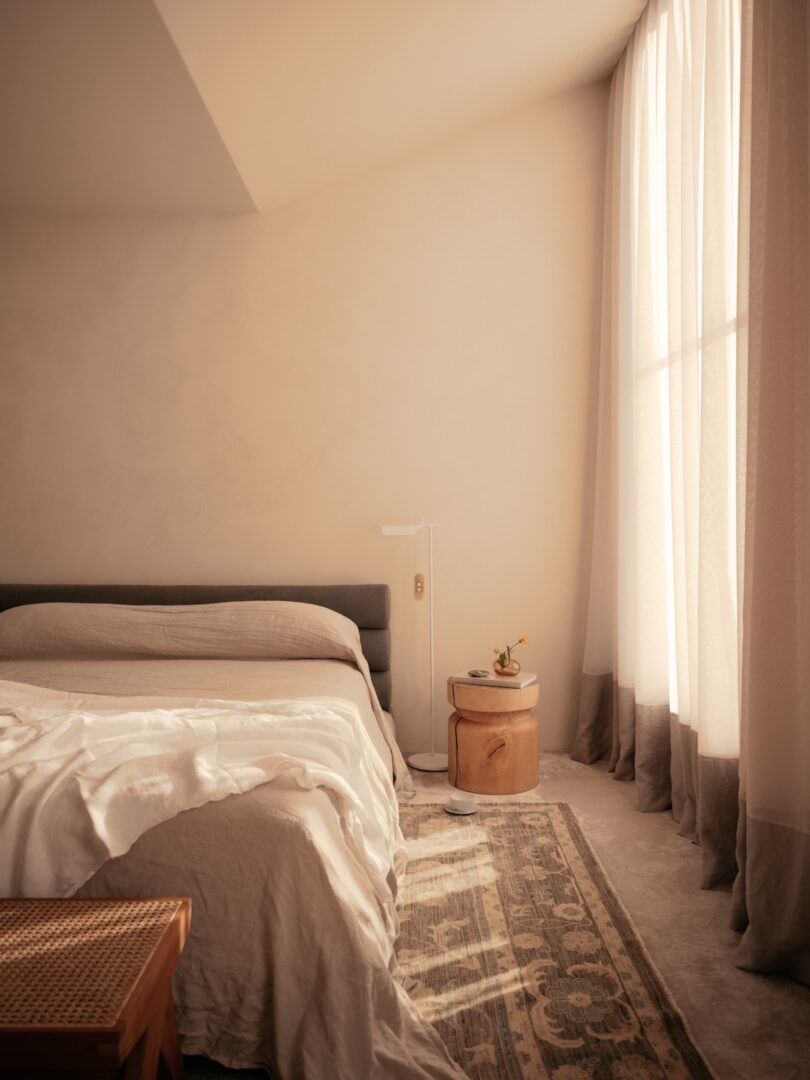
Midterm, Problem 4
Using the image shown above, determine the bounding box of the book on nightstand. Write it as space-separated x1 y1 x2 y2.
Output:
450 671 538 690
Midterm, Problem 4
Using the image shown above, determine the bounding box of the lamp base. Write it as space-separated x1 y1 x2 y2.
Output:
408 751 449 772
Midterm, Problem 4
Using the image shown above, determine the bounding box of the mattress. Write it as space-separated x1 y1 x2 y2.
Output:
0 657 393 772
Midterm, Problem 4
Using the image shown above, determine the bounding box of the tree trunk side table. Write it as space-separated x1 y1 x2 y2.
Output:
448 677 539 795
0 897 191 1079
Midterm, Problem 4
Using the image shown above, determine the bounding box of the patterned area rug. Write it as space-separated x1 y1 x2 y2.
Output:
397 803 713 1080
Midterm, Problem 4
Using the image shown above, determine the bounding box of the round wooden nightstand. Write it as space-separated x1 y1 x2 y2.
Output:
447 677 539 795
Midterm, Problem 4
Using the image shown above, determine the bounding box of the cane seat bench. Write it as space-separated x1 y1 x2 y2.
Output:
0 897 191 1079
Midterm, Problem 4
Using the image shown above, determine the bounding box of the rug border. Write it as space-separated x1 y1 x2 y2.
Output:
399 799 718 1080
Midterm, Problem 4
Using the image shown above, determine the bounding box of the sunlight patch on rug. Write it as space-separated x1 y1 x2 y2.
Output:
399 932 511 982
407 825 489 860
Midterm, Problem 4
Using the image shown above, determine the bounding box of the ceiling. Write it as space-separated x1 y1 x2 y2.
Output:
0 0 645 213
0 0 255 212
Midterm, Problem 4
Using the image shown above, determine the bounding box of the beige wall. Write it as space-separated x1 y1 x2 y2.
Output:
0 82 607 753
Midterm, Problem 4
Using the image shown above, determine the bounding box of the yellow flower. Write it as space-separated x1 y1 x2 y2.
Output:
518 635 527 644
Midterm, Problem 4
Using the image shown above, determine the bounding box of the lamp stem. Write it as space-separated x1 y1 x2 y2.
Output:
428 523 435 754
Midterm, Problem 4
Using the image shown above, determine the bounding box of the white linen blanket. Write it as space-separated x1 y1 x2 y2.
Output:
0 681 402 913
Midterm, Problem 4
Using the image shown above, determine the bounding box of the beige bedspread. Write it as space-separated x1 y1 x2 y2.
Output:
0 657 463 1078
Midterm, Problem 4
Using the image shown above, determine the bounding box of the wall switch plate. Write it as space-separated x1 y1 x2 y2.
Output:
414 573 425 599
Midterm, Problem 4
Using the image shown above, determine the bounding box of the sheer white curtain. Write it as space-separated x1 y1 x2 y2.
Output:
576 0 810 982
573 0 744 886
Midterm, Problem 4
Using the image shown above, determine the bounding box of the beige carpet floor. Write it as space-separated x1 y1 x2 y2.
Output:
413 755 810 1080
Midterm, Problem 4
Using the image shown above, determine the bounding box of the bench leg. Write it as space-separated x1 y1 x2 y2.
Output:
122 1022 161 1080
158 990 184 1080
121 986 183 1080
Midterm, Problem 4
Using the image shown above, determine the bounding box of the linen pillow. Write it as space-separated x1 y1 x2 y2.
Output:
0 601 362 662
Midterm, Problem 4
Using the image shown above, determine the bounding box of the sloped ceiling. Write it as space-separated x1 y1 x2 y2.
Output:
0 0 256 212
156 0 644 212
0 0 645 213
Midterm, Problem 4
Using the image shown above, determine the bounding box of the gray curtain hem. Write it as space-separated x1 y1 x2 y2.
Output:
732 804 810 986
573 671 739 889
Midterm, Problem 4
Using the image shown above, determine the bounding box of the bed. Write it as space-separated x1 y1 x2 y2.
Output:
0 584 465 1080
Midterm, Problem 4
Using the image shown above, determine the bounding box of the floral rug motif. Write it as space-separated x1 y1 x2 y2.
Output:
397 803 713 1080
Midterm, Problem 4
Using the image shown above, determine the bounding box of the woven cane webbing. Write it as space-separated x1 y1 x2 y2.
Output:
0 899 185 1028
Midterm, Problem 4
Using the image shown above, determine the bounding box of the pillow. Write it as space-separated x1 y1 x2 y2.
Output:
0 601 362 662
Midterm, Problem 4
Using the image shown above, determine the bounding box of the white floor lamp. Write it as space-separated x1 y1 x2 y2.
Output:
380 522 448 772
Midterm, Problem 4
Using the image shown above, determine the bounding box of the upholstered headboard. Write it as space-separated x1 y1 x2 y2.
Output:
0 584 392 711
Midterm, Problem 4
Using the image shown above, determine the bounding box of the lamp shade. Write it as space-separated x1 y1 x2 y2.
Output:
380 524 421 536
380 523 437 536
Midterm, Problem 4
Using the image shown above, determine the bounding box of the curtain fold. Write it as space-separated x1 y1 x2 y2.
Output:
574 0 743 890
731 0 810 984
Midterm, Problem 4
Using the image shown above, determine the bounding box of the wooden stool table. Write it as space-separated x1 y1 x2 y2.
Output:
448 677 539 794
0 897 191 1079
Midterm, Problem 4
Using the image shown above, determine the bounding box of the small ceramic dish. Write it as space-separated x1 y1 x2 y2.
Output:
444 793 479 815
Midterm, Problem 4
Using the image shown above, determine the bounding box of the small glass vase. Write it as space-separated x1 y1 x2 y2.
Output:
493 659 521 677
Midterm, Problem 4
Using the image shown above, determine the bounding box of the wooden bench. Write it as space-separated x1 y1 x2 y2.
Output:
0 897 191 1079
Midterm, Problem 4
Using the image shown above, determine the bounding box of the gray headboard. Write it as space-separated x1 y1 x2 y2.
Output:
0 584 392 711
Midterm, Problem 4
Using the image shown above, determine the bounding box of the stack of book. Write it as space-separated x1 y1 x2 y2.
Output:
449 671 537 690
